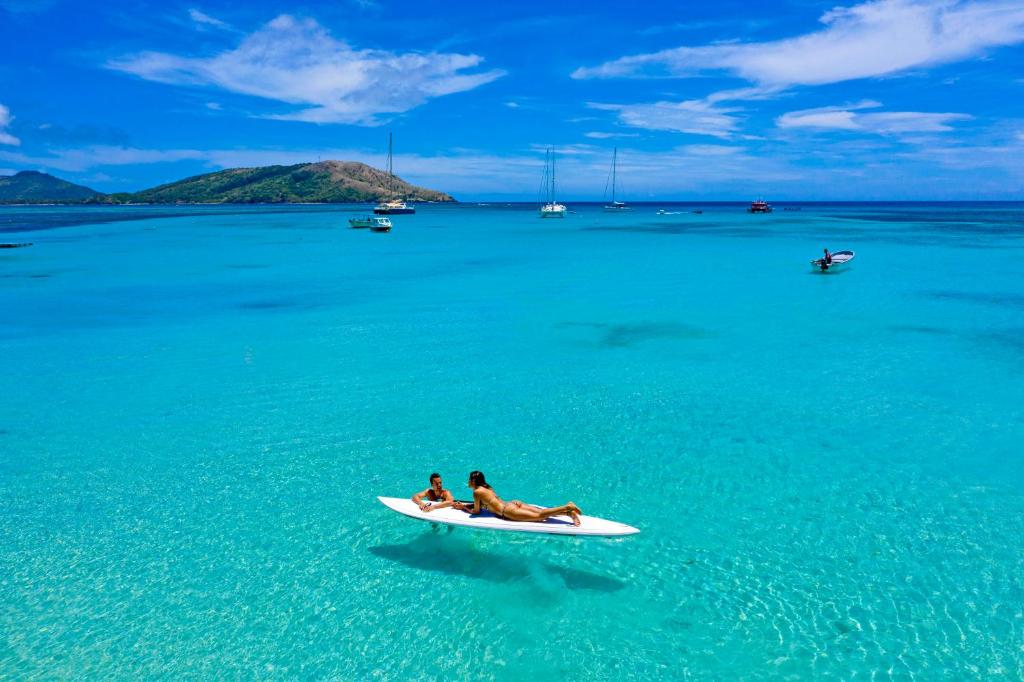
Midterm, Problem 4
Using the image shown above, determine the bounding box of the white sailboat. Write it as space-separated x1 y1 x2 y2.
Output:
374 132 415 215
539 147 566 218
603 147 629 210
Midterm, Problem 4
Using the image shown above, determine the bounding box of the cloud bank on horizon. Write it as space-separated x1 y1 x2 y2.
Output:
1 0 1023 199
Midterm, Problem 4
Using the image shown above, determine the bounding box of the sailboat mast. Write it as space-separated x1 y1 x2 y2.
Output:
551 148 556 203
387 132 394 196
612 147 617 203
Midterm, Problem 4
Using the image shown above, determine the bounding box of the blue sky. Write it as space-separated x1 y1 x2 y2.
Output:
1 0 1024 199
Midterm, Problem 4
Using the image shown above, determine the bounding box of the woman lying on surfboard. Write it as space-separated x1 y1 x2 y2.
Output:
452 470 582 526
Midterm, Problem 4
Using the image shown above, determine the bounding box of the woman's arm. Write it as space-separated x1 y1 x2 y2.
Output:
454 490 482 514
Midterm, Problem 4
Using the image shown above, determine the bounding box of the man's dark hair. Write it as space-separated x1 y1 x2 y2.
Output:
429 472 441 482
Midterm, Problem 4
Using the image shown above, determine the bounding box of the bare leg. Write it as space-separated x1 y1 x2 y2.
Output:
502 502 582 526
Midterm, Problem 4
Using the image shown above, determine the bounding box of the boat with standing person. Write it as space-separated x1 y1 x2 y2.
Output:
603 147 629 211
811 249 854 272
374 132 415 215
538 147 566 218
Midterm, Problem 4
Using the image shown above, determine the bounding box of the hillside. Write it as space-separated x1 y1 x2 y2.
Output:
0 171 101 203
127 161 454 204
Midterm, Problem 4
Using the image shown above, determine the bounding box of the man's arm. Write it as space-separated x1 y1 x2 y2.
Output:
411 488 430 510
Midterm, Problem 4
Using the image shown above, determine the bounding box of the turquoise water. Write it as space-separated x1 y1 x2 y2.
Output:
2 203 1023 679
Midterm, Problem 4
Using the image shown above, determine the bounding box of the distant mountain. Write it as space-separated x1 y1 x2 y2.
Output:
126 161 454 204
0 171 101 203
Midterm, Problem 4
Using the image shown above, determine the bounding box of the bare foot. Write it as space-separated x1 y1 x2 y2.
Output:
565 503 581 526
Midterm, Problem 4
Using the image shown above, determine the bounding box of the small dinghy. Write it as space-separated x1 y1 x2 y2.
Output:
349 216 392 231
811 250 854 272
378 497 639 537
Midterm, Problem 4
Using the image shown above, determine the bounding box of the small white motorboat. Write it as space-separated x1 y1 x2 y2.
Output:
811 250 854 272
349 216 392 231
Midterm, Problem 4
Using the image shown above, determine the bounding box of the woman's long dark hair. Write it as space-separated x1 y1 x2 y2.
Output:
468 470 491 489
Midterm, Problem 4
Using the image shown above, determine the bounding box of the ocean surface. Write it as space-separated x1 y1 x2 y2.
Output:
2 202 1023 679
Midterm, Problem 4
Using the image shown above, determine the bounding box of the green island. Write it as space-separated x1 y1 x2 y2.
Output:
0 161 454 204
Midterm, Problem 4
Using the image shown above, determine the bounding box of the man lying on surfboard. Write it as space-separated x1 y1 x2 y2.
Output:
452 470 582 526
411 472 455 512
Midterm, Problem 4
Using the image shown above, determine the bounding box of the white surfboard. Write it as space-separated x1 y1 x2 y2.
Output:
377 497 640 537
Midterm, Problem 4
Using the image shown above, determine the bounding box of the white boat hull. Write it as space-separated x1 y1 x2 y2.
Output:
539 203 566 218
350 216 392 230
811 250 855 272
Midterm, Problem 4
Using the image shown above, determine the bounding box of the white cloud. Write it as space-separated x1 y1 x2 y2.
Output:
681 144 743 156
588 99 740 138
107 14 506 125
777 101 971 133
573 0 1024 86
205 101 222 110
0 133 23 146
0 145 206 172
583 131 641 139
897 137 1024 169
0 104 20 146
188 8 231 30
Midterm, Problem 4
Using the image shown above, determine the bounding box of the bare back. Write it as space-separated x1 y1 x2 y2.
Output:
472 486 505 514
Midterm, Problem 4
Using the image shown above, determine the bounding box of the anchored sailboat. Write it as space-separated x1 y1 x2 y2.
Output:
374 132 415 215
603 147 628 211
539 147 567 218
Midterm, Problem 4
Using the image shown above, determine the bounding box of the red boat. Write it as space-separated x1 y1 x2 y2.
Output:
747 199 772 213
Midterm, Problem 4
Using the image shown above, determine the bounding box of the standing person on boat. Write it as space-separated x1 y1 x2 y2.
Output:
412 473 455 512
820 248 833 271
453 471 582 526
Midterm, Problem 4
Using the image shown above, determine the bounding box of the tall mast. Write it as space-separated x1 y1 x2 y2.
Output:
387 131 394 196
612 147 617 203
551 147 556 203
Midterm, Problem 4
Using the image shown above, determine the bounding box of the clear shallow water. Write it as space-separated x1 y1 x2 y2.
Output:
1 202 1023 679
